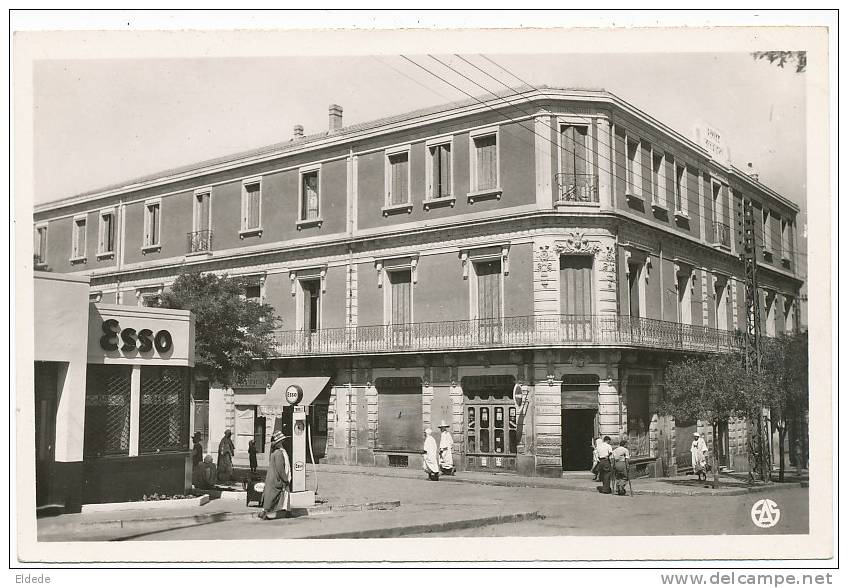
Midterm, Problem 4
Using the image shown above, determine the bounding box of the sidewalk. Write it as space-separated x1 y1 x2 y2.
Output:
310 463 806 496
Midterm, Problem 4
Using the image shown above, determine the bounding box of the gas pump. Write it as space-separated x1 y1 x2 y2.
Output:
278 384 315 508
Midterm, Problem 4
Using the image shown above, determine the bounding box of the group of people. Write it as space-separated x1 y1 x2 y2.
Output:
592 435 631 495
191 429 292 521
423 421 455 481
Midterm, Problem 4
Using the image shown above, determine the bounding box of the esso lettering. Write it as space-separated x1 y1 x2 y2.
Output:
100 320 172 354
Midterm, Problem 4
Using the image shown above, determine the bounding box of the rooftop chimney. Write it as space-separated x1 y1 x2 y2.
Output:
746 162 759 182
328 104 343 133
293 124 304 139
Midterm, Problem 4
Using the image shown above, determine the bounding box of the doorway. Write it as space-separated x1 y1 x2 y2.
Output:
562 409 597 471
35 362 59 508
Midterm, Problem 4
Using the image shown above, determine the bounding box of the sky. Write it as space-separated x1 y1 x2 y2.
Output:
32 52 807 275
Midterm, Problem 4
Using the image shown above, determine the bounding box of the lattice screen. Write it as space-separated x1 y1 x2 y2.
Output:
84 365 132 457
140 366 189 453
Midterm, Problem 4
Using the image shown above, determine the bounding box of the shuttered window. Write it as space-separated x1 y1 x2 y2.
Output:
194 192 210 232
376 377 422 451
72 217 86 259
389 270 412 347
560 255 593 340
560 125 587 177
98 212 115 254
561 374 600 410
243 182 261 229
476 260 501 320
430 143 451 198
388 152 409 205
474 134 498 191
145 202 160 247
35 226 48 264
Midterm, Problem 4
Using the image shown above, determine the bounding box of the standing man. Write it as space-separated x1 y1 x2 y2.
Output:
611 438 631 496
217 429 235 483
596 435 614 494
191 432 204 487
259 431 291 520
438 420 455 476
691 432 709 482
423 428 440 481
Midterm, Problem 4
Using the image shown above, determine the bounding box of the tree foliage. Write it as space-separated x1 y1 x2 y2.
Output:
155 272 281 386
752 51 806 73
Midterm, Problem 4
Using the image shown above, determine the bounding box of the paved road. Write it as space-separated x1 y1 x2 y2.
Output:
124 472 807 541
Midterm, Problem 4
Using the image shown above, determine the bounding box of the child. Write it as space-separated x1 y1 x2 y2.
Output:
248 439 258 474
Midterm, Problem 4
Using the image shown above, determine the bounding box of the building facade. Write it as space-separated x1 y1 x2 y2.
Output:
33 88 803 478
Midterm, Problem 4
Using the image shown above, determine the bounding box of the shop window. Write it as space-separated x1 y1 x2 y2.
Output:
626 375 652 457
462 375 517 458
84 365 132 457
139 366 189 453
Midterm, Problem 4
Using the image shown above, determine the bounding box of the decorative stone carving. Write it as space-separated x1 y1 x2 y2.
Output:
536 244 554 288
554 230 602 255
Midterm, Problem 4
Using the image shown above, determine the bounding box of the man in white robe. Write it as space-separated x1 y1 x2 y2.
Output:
423 428 440 481
691 432 709 481
438 421 454 475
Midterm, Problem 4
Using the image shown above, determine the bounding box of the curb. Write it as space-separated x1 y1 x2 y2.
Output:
38 500 402 537
302 510 543 539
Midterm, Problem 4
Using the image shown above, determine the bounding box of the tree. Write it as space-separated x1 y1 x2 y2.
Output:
661 353 763 488
759 331 809 481
752 51 806 73
155 272 281 386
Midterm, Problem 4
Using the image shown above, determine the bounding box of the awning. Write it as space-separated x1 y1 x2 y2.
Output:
259 376 331 408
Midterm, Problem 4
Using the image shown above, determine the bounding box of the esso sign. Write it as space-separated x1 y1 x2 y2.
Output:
99 319 173 354
285 384 303 405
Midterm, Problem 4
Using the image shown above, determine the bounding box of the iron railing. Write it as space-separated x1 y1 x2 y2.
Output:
711 221 731 248
271 314 742 357
555 173 599 203
187 230 214 253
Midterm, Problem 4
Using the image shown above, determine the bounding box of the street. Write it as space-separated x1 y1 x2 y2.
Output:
107 471 807 541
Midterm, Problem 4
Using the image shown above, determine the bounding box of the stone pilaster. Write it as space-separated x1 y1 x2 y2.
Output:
535 114 553 208
597 116 613 210
533 236 559 317
598 378 621 439
532 376 561 476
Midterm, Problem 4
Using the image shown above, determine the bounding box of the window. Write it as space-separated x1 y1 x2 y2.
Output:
626 375 652 457
651 151 664 207
387 269 412 348
139 366 190 453
677 267 693 325
387 150 410 206
625 138 642 197
34 224 47 266
300 279 321 333
470 130 499 194
244 284 261 302
143 200 161 249
761 208 771 252
301 171 319 220
98 209 116 256
193 190 211 233
626 256 646 319
674 164 687 214
241 179 262 235
783 296 795 333
84 365 132 457
781 219 794 262
427 141 452 200
714 276 729 330
72 215 87 261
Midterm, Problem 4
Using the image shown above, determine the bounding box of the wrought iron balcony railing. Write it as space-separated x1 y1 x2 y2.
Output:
271 314 743 358
555 173 599 204
187 230 213 254
711 221 731 248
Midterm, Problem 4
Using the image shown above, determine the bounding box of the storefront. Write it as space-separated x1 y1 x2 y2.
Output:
34 272 195 513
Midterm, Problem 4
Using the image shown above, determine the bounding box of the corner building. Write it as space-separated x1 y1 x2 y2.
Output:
34 88 803 478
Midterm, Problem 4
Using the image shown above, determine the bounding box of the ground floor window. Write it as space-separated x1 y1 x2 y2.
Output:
462 375 517 470
139 366 190 453
626 374 652 457
234 405 267 454
84 365 132 457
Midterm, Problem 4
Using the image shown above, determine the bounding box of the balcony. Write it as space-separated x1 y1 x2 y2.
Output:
710 221 731 249
555 173 599 205
187 230 213 254
271 314 742 358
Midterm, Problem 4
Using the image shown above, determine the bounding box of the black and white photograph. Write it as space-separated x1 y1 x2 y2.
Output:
11 11 836 575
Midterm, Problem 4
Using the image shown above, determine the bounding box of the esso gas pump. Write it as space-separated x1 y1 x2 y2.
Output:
282 384 315 508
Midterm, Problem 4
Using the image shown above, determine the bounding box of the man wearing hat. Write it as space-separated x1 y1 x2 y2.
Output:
191 432 204 487
691 431 709 482
438 420 455 476
259 431 291 520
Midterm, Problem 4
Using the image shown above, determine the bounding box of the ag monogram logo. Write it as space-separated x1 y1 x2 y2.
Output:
750 498 781 528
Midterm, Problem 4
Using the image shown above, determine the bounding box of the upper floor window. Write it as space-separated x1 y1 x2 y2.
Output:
386 148 410 206
651 151 665 207
470 128 499 194
193 190 211 233
626 137 641 197
143 199 161 250
674 164 687 215
781 218 794 262
761 208 771 252
72 215 87 261
241 179 262 236
558 124 597 203
98 209 116 257
298 166 322 228
427 140 452 200
34 223 48 266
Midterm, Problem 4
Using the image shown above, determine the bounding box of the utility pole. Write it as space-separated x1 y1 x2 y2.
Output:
737 197 771 483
